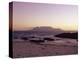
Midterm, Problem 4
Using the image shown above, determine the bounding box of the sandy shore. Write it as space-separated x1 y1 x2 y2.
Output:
13 40 78 58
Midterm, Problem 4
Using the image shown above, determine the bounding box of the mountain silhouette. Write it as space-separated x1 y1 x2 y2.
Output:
31 26 63 32
24 26 64 35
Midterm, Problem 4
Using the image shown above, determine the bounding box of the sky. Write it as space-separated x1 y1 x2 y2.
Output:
12 2 78 31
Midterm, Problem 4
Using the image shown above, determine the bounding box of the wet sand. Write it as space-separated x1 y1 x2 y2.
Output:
13 40 78 58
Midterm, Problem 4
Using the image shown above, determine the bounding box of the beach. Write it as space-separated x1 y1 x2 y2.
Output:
13 39 78 58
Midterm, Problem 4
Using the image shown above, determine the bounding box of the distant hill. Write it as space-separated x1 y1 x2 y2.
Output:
14 26 77 36
55 32 78 39
12 26 64 36
31 26 63 32
32 26 57 31
28 26 64 35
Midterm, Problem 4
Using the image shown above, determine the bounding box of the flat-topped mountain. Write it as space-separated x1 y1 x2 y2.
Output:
23 26 64 35
31 26 63 32
14 26 77 36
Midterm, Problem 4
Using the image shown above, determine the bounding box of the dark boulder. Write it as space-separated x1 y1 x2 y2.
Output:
21 37 28 40
30 40 44 43
43 37 54 41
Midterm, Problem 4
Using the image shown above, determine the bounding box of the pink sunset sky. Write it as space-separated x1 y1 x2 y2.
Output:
12 2 78 31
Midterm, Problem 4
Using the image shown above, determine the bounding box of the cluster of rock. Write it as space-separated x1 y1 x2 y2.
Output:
21 35 55 43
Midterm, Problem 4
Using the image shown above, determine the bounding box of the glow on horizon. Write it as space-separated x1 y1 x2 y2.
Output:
13 2 78 31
